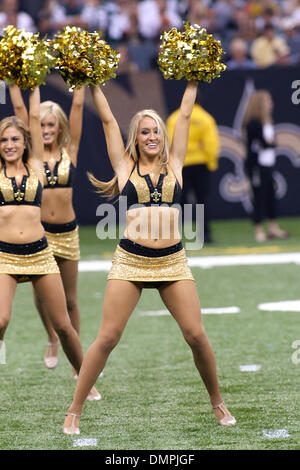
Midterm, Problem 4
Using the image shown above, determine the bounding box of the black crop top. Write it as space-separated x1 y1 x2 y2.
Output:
43 148 75 188
0 163 42 207
120 161 182 209
245 119 275 161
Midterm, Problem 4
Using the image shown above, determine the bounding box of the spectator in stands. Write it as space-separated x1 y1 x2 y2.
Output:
106 0 138 44
47 0 89 32
289 0 300 26
214 0 237 35
127 0 182 72
156 0 183 33
229 5 258 42
0 0 36 33
138 0 182 41
38 0 84 36
187 1 217 33
254 5 281 34
281 16 300 65
116 43 139 74
226 37 257 69
38 0 57 36
250 24 290 67
18 0 46 28
80 0 108 33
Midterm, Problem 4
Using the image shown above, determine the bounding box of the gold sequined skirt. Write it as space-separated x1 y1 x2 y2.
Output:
108 239 194 284
0 237 59 283
42 220 80 261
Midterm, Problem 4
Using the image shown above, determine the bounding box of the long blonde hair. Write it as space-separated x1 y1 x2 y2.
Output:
40 101 71 148
242 90 273 128
0 116 32 165
89 109 170 199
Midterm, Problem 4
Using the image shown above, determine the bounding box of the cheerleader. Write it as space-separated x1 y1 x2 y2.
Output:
0 87 84 376
8 85 98 391
62 82 236 435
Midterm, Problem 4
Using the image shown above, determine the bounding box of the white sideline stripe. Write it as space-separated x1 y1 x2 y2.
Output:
139 310 169 316
187 252 300 268
239 364 261 372
258 300 300 312
202 306 240 314
139 307 240 316
78 252 300 272
79 260 112 271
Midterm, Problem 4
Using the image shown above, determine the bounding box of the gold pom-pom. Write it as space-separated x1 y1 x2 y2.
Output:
0 25 56 90
158 22 226 83
52 26 120 89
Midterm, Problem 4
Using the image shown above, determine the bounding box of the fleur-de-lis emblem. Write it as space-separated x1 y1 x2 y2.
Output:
14 189 25 202
47 175 58 185
151 188 161 203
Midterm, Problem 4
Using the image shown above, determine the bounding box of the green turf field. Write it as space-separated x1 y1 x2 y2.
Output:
1 217 300 450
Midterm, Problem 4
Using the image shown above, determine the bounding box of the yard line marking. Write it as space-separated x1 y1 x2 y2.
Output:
258 300 300 312
139 307 240 316
79 252 300 272
79 260 111 271
0 340 6 364
139 310 170 316
262 429 290 439
73 438 98 447
188 252 300 268
239 364 261 372
202 307 240 314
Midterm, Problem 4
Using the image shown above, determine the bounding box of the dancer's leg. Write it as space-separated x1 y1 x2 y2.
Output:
159 280 235 425
0 274 17 340
32 274 83 374
63 280 142 433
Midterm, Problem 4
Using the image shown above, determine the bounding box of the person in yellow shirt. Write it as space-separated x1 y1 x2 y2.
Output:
250 24 290 68
166 102 220 244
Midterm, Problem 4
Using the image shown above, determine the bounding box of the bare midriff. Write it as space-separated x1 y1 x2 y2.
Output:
0 205 44 243
41 187 75 224
124 205 181 249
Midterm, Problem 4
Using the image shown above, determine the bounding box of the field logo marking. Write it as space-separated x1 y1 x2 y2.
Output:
73 438 98 447
262 429 290 439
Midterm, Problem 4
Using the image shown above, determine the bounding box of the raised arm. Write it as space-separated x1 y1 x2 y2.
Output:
68 86 85 165
28 87 44 168
89 85 126 175
8 83 29 126
169 81 198 169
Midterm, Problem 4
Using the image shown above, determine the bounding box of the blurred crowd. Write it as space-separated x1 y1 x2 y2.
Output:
1 0 300 72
